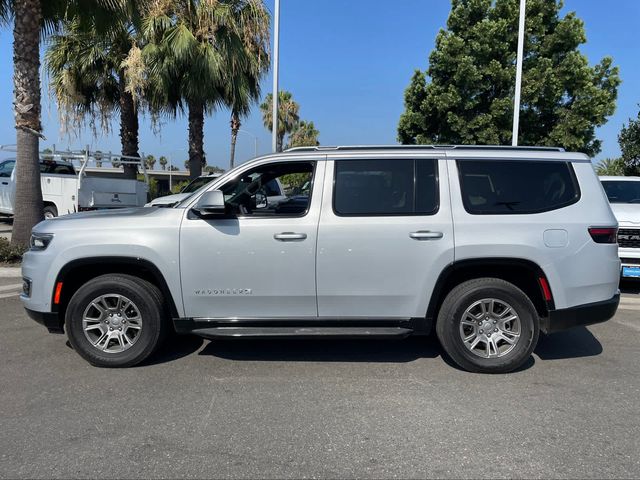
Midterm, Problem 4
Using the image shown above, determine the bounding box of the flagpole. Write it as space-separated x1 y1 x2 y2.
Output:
272 0 280 152
512 0 526 146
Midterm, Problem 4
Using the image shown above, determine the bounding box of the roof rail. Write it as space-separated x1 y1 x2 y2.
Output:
284 145 565 153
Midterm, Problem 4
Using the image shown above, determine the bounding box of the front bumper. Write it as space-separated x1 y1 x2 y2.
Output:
541 293 619 334
24 307 63 334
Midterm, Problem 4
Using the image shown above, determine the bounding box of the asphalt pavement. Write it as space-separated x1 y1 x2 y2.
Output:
1 288 639 479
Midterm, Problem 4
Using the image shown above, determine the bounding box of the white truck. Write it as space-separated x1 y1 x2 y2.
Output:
600 176 640 279
0 147 149 218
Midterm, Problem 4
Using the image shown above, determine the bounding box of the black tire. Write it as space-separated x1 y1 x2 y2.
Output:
65 274 168 367
43 204 58 219
436 278 539 374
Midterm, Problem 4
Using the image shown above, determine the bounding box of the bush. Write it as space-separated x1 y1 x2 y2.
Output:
171 181 189 194
0 237 26 263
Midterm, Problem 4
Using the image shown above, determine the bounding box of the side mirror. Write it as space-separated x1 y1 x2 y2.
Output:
191 190 226 217
253 192 268 209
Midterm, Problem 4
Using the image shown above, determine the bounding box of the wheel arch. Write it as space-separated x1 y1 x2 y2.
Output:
426 258 553 324
52 256 179 326
43 201 59 212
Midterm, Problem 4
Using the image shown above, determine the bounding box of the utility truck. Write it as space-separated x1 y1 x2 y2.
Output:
0 146 149 218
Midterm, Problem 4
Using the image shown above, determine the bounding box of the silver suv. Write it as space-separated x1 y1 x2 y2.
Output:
21 146 620 373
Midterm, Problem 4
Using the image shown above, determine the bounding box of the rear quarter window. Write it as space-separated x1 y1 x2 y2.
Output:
40 161 76 175
457 160 580 214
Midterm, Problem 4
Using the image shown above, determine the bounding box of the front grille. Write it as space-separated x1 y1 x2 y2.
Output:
618 228 640 248
620 257 640 265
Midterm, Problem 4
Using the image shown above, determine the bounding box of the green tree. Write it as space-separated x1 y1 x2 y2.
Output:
260 91 300 152
41 148 53 161
145 154 156 170
286 120 320 149
398 0 620 156
225 7 270 170
619 108 640 175
595 158 625 176
0 0 130 246
159 155 168 171
46 13 145 180
143 0 270 179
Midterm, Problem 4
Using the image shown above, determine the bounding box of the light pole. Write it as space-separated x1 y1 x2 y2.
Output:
169 149 188 191
238 129 258 158
271 0 280 153
512 0 526 146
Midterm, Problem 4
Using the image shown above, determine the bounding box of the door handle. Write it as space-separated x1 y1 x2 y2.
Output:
274 232 307 241
1 182 7 185
409 230 443 240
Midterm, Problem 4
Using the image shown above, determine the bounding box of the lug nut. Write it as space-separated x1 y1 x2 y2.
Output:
493 320 497 324
494 328 498 332
479 329 484 334
118 327 122 331
109 327 113 331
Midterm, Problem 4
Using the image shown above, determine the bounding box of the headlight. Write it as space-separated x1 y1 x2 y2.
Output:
30 233 54 251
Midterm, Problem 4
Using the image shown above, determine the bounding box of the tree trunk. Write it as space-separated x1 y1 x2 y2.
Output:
188 101 204 179
118 74 139 180
12 0 44 248
277 133 284 152
230 112 241 169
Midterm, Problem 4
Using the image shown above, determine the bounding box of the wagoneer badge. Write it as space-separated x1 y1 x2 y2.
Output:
194 288 252 296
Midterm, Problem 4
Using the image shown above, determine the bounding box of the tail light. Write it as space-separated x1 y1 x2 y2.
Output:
588 227 618 244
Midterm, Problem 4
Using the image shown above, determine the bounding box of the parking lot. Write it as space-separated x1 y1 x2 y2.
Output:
1 278 639 479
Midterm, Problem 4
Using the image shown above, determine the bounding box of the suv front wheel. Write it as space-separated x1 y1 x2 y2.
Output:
65 274 168 367
436 278 539 373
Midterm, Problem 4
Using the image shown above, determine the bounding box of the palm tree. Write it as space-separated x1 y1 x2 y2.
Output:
143 0 270 179
226 28 270 169
46 15 145 179
145 155 156 170
596 158 625 176
286 120 320 149
260 91 300 152
0 0 130 246
159 155 168 171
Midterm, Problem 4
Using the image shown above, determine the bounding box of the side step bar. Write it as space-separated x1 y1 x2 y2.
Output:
191 327 413 339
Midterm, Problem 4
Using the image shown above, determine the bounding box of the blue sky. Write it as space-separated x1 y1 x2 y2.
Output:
0 0 638 170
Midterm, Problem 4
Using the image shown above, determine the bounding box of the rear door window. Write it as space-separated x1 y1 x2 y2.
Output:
333 159 439 216
457 160 580 214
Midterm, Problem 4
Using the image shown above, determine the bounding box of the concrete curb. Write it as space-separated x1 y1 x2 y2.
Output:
0 267 21 278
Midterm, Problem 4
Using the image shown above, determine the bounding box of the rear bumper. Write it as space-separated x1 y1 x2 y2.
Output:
541 293 619 334
24 307 63 334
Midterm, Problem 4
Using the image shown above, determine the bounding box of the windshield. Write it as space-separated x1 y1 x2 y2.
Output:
601 180 640 204
182 176 215 193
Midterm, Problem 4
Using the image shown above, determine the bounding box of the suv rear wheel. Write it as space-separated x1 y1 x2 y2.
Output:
436 278 539 373
65 274 168 367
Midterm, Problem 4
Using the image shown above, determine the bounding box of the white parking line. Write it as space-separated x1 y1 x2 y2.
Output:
0 291 20 299
0 283 22 299
0 283 22 292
